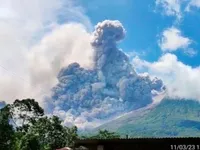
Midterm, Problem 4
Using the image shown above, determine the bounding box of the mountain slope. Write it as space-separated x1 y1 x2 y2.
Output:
95 99 200 137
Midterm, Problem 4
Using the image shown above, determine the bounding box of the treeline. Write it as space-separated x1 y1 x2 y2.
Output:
0 99 120 150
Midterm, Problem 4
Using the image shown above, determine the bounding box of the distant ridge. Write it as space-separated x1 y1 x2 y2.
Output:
93 99 200 137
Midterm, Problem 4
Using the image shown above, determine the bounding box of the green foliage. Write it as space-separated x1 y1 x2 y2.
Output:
18 133 40 150
23 116 78 150
65 126 78 147
87 130 120 139
9 99 44 131
0 106 15 149
0 99 78 150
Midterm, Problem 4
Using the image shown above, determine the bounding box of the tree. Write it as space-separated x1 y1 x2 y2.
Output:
18 133 40 150
0 106 15 149
0 99 79 150
8 99 44 131
0 99 44 150
64 126 78 147
90 130 120 139
18 116 78 150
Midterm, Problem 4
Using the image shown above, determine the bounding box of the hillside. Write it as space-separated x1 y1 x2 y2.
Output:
94 99 200 137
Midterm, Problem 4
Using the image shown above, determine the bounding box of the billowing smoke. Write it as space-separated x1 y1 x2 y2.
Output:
91 20 125 48
45 20 165 129
92 20 136 86
0 0 92 103
27 23 94 101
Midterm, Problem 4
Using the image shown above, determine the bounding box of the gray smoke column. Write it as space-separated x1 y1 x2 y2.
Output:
91 20 136 86
45 20 165 129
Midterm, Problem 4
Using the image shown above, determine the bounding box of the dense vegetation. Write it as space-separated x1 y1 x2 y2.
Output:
114 99 200 137
4 98 200 149
0 99 120 150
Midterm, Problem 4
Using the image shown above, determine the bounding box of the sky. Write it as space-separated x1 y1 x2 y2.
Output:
80 0 200 66
1 0 200 105
79 0 200 101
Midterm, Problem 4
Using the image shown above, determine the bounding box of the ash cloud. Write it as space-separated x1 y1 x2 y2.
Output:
45 20 165 129
91 20 125 48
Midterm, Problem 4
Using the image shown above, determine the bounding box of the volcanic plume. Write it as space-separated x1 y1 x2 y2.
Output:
45 20 165 128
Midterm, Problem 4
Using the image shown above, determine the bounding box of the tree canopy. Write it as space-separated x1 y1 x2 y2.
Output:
0 99 120 150
0 99 78 150
0 106 14 149
90 130 120 139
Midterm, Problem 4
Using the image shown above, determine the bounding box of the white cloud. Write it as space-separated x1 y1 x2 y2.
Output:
28 23 94 101
156 0 182 19
132 56 151 73
0 0 93 103
186 0 200 11
133 53 200 101
156 0 200 18
184 48 198 57
159 27 192 52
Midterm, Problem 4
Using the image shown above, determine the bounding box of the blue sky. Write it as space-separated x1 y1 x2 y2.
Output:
79 0 200 67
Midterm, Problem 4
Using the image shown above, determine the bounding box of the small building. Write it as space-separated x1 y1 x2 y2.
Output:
74 138 200 150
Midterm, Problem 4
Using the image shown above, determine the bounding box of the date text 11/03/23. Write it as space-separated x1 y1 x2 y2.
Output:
171 145 200 150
